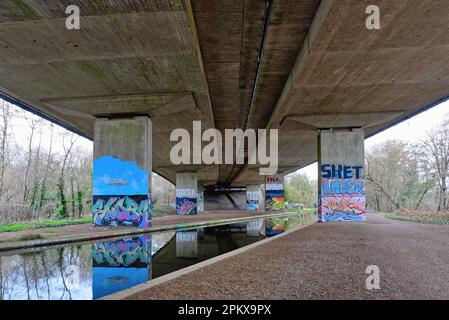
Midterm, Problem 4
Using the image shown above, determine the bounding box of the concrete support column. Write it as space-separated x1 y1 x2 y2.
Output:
318 129 366 222
93 117 152 228
265 175 285 212
247 185 263 212
176 172 198 215
197 184 204 214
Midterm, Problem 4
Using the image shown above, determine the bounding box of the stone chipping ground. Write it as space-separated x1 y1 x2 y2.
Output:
127 213 449 300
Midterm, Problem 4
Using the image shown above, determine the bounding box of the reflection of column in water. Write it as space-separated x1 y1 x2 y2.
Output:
92 234 152 300
246 219 265 237
176 230 198 258
265 217 287 237
0 257 3 300
197 228 204 239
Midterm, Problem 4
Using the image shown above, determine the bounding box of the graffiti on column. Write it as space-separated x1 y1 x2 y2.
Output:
265 176 285 211
92 156 151 227
247 191 260 212
176 188 197 215
319 164 366 222
197 191 204 213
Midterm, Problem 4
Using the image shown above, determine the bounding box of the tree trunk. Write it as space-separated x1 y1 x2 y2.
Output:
442 177 447 212
0 101 9 199
23 121 36 204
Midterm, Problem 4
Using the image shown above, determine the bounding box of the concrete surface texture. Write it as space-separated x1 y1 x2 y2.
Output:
204 189 247 210
1 1 449 187
125 213 449 300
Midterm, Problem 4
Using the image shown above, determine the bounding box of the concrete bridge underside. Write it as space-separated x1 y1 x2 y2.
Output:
1 0 449 186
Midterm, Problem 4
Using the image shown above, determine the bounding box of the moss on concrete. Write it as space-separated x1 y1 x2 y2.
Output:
78 61 107 79
106 121 145 142
10 0 42 20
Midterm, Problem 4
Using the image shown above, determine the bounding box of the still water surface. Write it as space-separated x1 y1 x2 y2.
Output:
0 214 310 300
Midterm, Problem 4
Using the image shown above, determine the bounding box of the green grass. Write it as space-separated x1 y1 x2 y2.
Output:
0 206 175 233
0 217 91 233
380 212 449 225
287 207 316 214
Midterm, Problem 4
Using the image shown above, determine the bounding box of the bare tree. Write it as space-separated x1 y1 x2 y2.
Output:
55 132 77 219
0 101 12 199
36 123 54 216
366 140 434 212
415 118 449 211
29 120 44 214
22 117 38 203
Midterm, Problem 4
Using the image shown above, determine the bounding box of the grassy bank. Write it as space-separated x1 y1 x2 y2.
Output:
380 212 449 225
0 217 92 233
0 205 176 233
287 207 316 214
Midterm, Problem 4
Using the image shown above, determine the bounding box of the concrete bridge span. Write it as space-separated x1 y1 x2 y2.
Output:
1 0 448 222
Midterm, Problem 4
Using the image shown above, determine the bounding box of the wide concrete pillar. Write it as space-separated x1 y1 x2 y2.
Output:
197 184 204 214
247 185 263 212
318 129 366 222
265 175 285 212
176 172 198 215
93 117 152 228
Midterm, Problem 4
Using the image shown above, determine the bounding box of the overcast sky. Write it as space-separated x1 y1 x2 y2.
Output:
297 100 449 180
3 98 449 181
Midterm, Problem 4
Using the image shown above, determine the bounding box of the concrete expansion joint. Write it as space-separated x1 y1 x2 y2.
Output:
96 114 152 120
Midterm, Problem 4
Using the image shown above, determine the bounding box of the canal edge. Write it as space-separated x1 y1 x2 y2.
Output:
101 219 317 300
0 212 295 253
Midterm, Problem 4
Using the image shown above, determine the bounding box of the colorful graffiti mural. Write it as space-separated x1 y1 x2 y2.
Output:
176 188 197 215
92 236 151 299
265 176 285 211
319 164 366 222
93 156 150 227
92 236 151 267
92 195 150 227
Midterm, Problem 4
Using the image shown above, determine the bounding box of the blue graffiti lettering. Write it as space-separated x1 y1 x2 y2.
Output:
320 164 363 179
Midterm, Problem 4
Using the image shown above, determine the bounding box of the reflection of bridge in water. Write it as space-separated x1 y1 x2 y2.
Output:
0 216 308 300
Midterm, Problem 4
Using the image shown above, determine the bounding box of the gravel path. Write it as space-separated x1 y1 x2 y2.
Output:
0 210 268 243
127 213 449 300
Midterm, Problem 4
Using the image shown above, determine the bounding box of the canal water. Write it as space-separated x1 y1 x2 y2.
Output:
0 214 312 300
